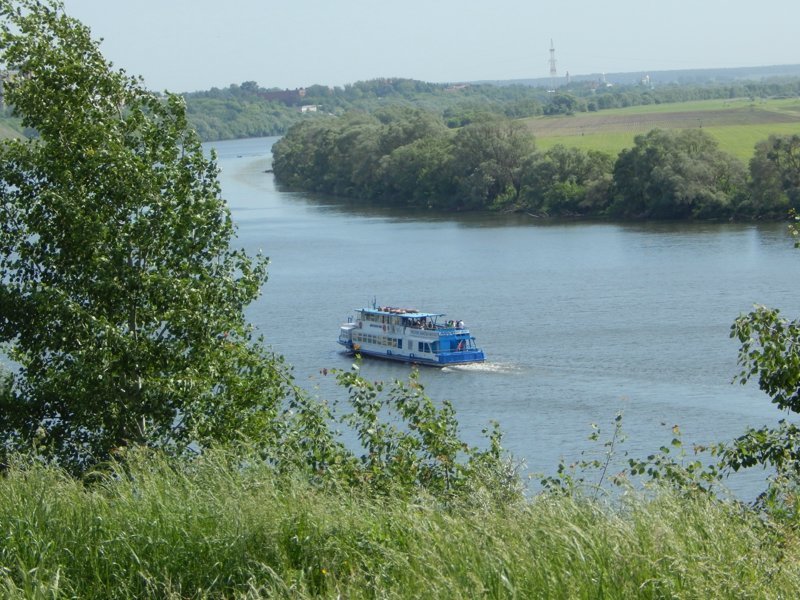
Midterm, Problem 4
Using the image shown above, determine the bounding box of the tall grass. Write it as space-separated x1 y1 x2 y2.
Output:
1 450 798 598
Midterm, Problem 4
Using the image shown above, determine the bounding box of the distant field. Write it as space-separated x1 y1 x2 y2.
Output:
0 119 24 140
3 97 798 162
526 98 800 162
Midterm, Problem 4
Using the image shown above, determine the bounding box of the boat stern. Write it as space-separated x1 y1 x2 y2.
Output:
437 348 486 365
338 323 357 350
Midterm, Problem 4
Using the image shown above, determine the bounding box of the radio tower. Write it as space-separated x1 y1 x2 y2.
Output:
548 39 557 92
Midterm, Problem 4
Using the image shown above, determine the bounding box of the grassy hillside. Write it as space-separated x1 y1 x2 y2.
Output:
0 117 25 140
2 451 799 598
527 98 800 161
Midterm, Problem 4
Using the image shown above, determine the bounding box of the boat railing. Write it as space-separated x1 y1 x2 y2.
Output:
402 320 467 332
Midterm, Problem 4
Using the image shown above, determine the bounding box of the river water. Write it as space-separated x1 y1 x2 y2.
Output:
212 136 800 497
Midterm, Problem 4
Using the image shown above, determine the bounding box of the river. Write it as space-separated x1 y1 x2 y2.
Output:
213 136 800 497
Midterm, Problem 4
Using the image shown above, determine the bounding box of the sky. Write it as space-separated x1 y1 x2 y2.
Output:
61 0 800 93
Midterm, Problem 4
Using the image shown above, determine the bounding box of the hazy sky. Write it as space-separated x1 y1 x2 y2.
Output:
61 0 799 93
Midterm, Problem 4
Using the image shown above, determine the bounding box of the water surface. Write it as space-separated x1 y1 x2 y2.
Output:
214 137 800 497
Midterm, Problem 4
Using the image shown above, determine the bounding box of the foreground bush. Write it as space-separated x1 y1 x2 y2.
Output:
1 450 798 598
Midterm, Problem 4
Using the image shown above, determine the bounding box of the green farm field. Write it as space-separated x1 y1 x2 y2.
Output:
526 98 800 162
0 119 23 140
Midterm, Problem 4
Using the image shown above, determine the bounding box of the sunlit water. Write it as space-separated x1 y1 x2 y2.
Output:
217 137 798 497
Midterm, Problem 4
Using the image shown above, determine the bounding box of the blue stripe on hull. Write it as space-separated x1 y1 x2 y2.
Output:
437 350 486 365
343 347 485 367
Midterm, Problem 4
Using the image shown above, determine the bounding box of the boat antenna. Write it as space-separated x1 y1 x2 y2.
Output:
372 296 377 309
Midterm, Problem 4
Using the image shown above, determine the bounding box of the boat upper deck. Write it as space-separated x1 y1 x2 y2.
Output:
355 306 467 332
358 306 444 320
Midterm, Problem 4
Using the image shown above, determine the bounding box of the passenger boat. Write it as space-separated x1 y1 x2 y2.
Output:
338 304 485 366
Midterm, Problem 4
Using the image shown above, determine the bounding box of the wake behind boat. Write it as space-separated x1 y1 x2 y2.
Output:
338 305 485 366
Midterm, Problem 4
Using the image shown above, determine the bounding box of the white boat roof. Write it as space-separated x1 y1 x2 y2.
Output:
358 306 445 319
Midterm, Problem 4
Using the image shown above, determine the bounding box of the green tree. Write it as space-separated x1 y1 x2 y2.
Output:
272 117 340 192
373 106 447 154
332 366 522 503
544 92 582 115
747 134 800 218
610 129 746 219
379 134 455 206
0 2 522 507
450 118 536 209
518 145 613 216
274 109 454 204
331 114 383 197
0 0 290 473
723 214 800 513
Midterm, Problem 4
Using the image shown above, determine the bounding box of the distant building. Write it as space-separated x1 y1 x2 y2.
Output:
299 105 318 113
259 88 306 106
